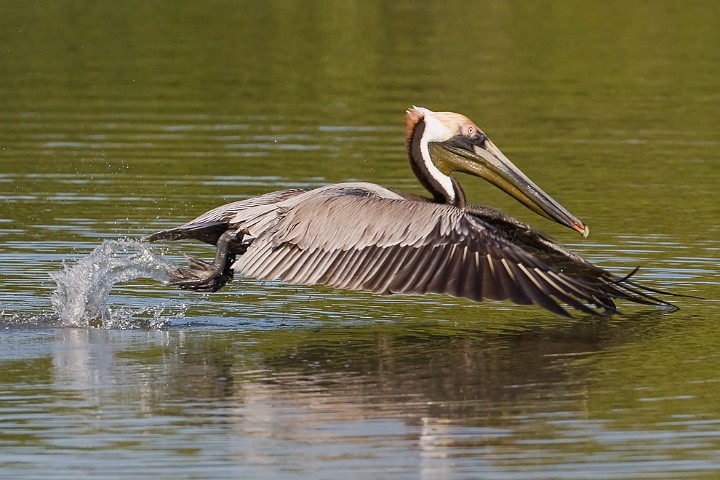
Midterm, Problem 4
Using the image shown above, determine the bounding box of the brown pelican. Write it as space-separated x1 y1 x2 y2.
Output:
146 106 676 316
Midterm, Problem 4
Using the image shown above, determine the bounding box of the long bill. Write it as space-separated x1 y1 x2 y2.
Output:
443 140 590 237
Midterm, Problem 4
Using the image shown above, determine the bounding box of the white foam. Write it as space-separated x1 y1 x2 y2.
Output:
50 239 179 328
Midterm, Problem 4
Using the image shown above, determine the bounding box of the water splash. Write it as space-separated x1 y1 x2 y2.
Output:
50 239 182 328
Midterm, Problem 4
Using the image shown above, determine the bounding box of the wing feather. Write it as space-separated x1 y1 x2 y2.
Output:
370 245 421 294
398 245 449 294
145 189 307 243
460 251 483 301
324 248 365 286
481 254 501 301
350 247 400 293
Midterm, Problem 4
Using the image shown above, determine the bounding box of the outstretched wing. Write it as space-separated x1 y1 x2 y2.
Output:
232 188 671 316
145 188 307 244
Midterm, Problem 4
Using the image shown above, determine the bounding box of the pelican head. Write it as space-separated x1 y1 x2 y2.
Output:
406 106 589 237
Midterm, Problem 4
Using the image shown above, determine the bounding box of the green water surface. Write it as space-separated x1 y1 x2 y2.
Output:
1 1 719 479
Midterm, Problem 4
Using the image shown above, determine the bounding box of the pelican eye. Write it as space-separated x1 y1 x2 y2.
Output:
462 125 486 147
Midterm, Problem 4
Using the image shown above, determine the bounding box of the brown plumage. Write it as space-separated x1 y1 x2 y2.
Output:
146 106 677 316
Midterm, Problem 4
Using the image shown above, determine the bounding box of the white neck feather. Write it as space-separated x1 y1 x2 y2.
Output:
415 107 456 203
419 136 455 203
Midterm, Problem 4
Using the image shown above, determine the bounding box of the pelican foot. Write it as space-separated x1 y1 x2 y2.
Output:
168 255 236 292
168 228 250 292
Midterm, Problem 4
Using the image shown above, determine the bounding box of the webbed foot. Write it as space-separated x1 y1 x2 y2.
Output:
169 256 235 292
168 228 251 292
